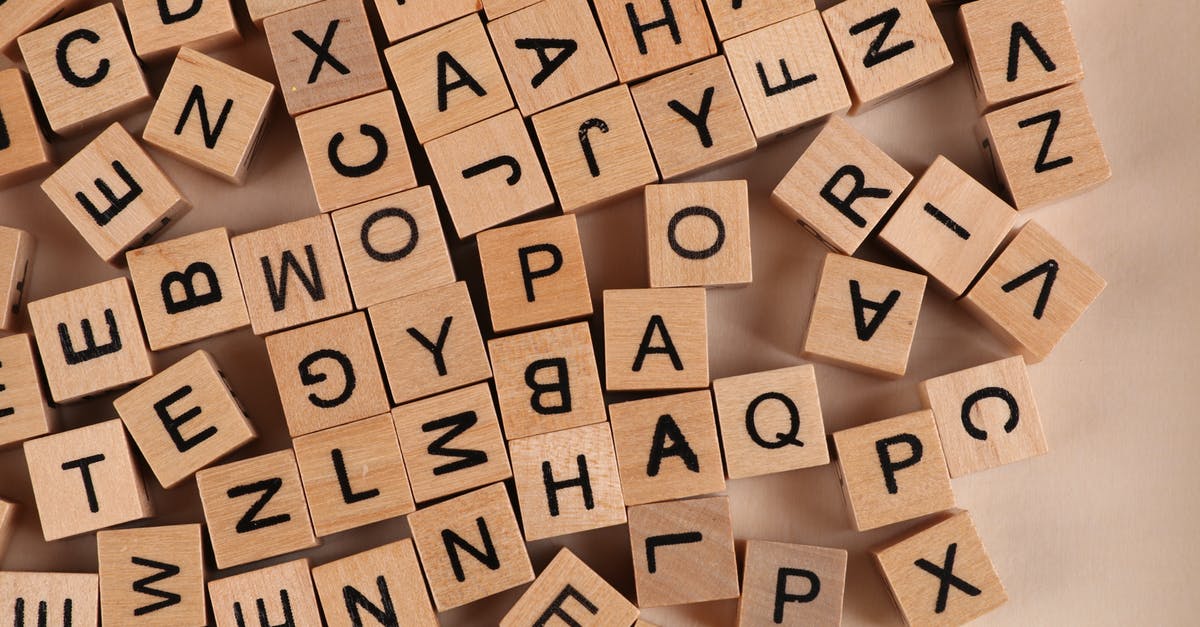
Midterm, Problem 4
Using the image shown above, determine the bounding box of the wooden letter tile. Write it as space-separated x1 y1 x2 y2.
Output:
0 499 14 560
0 69 53 188
705 0 814 41
0 572 99 627
208 559 322 627
738 541 847 626
245 0 321 26
311 540 438 627
407 482 534 611
0 334 51 449
0 0 80 59
645 180 752 288
124 0 240 61
593 0 716 83
97 524 205 626
484 0 541 20
603 288 708 391
0 227 33 332
502 548 639 627
627 496 739 608
374 0 476 43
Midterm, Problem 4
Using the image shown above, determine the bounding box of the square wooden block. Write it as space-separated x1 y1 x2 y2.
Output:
532 85 659 213
593 0 716 83
143 48 274 184
425 109 554 238
0 69 53 187
502 548 639 627
645 180 752 288
246 0 321 26
0 227 33 331
391 382 511 503
981 84 1111 210
231 213 354 335
0 0 79 59
609 390 725 505
124 0 239 60
374 0 476 43
385 15 513 144
368 281 492 404
802 253 926 378
509 422 627 541
41 123 191 264
23 419 152 541
627 496 739 608
18 4 151 134
208 559 322 627
0 334 52 449
724 11 851 140
311 540 438 627
705 0 814 41
293 413 416 536
264 0 386 116
488 0 618 116
878 155 1017 296
832 409 955 531
195 449 318 569
603 288 709 391
738 540 847 626
477 214 592 333
0 499 15 560
407 482 534 611
873 510 1007 625
771 115 912 255
97 524 205 627
114 350 254 489
265 312 390 437
28 277 153 403
962 221 1105 363
0 572 99 627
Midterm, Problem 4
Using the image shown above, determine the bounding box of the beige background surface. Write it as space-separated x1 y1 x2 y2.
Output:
1 0 1198 624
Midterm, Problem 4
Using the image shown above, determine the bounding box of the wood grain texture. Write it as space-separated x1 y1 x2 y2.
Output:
207 559 322 627
310 539 438 627
483 0 540 20
501 548 639 627
245 0 322 25
0 69 53 188
0 226 34 331
627 496 739 608
0 334 51 449
645 180 752 288
738 540 847 626
0 499 14 561
0 0 79 58
96 524 205 626
704 0 815 41
593 0 716 83
0 572 99 627
603 287 709 391
373 0 477 44
124 0 240 61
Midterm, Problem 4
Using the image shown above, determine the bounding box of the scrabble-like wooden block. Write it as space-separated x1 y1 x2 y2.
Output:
593 0 716 83
113 350 254 489
311 540 438 627
509 423 626 540
374 0 476 43
609 390 725 505
391 382 512 503
724 11 851 139
0 499 16 559
23 419 152 541
822 0 953 113
264 0 386 116
502 548 639 627
738 541 847 626
231 214 354 335
0 69 53 188
962 220 1105 363
981 84 1111 210
143 48 274 184
97 524 205 626
246 0 321 26
407 482 534 611
477 214 592 333
0 0 79 59
832 409 955 531
705 0 815 41
878 155 1017 296
802 253 926 378
771 115 912 255
425 109 554 238
208 559 322 627
488 0 618 116
630 56 757 181
484 0 540 20
28 277 153 403
368 281 492 404
627 496 739 608
603 288 708 391
264 312 390 437
384 15 513 143
41 124 191 264
293 413 416 536
0 334 52 449
959 0 1084 111
645 180 752 288
0 227 33 331
296 90 418 212
531 85 659 213
873 510 1007 625
0 572 99 627
124 0 239 61
487 322 605 440
195 449 318 569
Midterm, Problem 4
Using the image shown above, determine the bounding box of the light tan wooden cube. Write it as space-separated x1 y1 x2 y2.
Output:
124 0 239 61
97 524 205 626
0 226 33 331
705 0 815 41
603 288 708 391
502 548 639 627
311 540 438 627
246 0 321 26
374 0 476 43
738 540 847 626
207 559 322 627
484 0 541 20
627 495 739 608
0 572 99 627
0 0 80 59
593 0 716 83
0 499 14 560
645 180 752 288
0 334 52 449
0 69 53 188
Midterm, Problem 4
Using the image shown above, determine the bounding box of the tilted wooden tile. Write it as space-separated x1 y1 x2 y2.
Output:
502 548 639 627
23 419 152 541
407 482 534 611
705 0 815 41
509 422 626 541
311 540 438 627
0 572 99 627
483 0 540 20
802 253 926 378
265 312 390 437
0 334 52 449
832 409 955 531
0 499 15 560
374 0 476 43
962 220 1105 363
724 11 851 140
0 226 33 331
593 0 716 83
27 277 153 403
207 559 322 627
426 109 554 238
0 69 53 188
124 0 240 61
0 0 80 59
143 48 275 184
195 449 319 569
738 540 847 627
645 180 752 288
368 281 492 405
97 524 205 626
627 496 739 608
113 350 255 489
603 288 708 391
531 85 660 213
771 115 912 255
246 0 321 26
41 124 191 264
